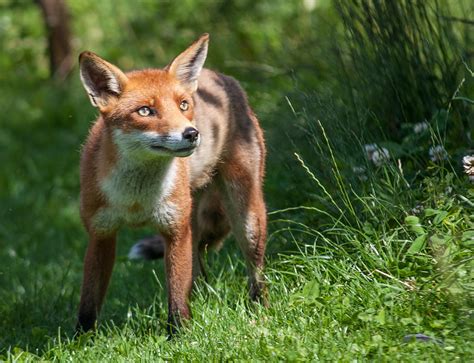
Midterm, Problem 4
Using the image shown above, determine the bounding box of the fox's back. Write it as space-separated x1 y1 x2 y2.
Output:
189 69 265 190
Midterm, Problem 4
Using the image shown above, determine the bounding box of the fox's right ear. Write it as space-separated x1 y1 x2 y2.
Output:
79 52 128 108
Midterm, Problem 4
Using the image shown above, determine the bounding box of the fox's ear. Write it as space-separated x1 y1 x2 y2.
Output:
79 52 128 108
167 33 209 93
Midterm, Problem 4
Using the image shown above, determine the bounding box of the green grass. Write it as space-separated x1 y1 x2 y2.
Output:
1 1 473 360
8 249 473 361
0 79 472 361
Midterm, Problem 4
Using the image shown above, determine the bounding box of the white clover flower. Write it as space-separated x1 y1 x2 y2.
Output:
352 166 366 174
463 155 474 182
372 149 390 166
364 143 377 154
413 122 429 134
352 166 368 181
364 144 390 166
410 204 423 215
429 145 448 162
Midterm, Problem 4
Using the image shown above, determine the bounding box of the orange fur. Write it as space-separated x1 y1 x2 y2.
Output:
76 34 267 335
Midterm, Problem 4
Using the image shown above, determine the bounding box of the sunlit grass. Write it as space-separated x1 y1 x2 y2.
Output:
1 84 472 360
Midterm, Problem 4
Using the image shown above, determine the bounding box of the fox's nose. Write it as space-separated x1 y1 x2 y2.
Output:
183 127 199 143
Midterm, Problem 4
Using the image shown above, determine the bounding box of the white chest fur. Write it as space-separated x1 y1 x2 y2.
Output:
92 158 179 234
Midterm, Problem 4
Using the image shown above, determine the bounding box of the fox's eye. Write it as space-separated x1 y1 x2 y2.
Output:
137 106 152 117
179 100 189 111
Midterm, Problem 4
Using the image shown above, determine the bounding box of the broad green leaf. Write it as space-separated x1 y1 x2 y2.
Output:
407 234 427 254
405 215 425 236
424 208 440 216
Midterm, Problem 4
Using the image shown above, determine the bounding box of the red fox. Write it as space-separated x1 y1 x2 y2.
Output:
76 34 267 334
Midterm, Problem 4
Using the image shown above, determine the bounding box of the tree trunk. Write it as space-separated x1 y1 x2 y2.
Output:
36 0 73 80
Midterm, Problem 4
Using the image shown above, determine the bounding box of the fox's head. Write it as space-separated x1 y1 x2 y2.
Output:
79 34 209 159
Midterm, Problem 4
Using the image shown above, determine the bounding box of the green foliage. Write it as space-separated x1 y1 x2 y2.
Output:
0 0 473 361
335 0 473 138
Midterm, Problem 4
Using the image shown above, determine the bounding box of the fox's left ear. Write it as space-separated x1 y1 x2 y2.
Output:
167 33 209 93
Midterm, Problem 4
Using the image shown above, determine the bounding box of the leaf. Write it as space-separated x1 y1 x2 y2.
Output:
405 216 425 236
405 215 420 224
289 280 321 306
375 309 386 325
424 208 440 217
433 210 448 225
302 280 320 299
407 234 427 254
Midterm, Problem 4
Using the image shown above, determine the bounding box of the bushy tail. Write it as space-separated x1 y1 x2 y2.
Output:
128 235 165 260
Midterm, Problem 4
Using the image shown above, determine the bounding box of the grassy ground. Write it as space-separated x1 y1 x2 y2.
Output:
0 75 473 361
1 1 473 360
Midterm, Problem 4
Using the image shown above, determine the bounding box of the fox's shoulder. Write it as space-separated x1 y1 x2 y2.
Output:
196 68 249 108
198 68 243 91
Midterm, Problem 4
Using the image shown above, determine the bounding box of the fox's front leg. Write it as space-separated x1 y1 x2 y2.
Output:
163 225 193 335
76 233 116 333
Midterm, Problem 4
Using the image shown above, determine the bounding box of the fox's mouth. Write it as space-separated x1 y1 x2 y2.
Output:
149 144 197 155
